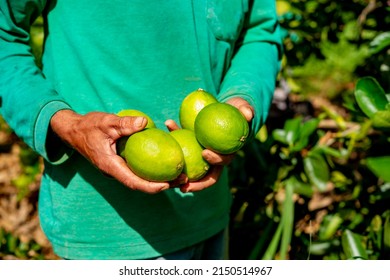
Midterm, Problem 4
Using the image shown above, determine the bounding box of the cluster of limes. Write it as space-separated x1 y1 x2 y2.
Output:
117 88 249 182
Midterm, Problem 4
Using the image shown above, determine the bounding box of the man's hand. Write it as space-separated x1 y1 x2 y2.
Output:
165 96 254 193
50 110 185 194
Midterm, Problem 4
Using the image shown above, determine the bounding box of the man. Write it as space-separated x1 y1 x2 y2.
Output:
0 0 282 259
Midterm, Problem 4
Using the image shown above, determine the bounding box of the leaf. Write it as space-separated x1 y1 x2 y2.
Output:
384 214 390 250
341 230 368 260
370 215 383 249
280 179 295 259
308 241 332 256
366 156 390 182
261 178 296 260
273 117 320 152
290 118 320 152
248 220 275 260
371 215 382 233
272 116 304 147
6 233 18 253
262 220 283 260
317 145 348 159
303 152 329 192
371 110 390 129
284 117 303 146
272 129 288 145
319 214 343 241
354 77 388 118
369 32 390 55
289 176 314 197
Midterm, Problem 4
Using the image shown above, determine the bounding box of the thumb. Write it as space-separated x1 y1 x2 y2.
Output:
165 119 180 131
238 104 254 122
115 116 148 138
226 97 254 122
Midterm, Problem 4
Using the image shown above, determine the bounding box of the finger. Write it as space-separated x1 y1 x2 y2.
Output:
180 165 223 193
113 116 147 138
202 149 235 165
165 119 180 131
169 173 189 188
238 104 254 122
226 97 254 122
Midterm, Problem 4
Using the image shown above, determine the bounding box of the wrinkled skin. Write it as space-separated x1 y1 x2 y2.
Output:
49 97 254 194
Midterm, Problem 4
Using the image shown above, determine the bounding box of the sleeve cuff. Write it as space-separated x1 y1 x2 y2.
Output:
34 100 74 164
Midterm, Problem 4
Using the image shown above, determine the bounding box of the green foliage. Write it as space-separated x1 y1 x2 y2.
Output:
277 0 390 96
289 30 369 97
229 75 390 260
236 2 390 260
369 32 390 55
10 143 41 201
341 229 368 260
0 228 45 260
354 77 388 118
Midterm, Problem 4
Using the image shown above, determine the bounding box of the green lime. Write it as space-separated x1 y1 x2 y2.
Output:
179 88 218 130
124 128 184 182
194 102 249 154
116 109 156 158
170 129 210 181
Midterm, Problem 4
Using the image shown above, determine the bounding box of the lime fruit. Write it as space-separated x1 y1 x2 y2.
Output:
116 109 156 158
179 88 218 131
194 102 249 154
124 128 184 182
170 129 210 181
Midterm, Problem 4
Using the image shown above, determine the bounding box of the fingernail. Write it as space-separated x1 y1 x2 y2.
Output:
134 117 146 128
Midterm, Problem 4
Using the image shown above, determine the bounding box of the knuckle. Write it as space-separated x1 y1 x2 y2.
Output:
145 182 164 194
122 178 137 191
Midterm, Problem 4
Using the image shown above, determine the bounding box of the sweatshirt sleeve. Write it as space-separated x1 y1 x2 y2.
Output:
218 0 283 137
0 0 72 163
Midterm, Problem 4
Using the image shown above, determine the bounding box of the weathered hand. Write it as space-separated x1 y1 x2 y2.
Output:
50 110 184 194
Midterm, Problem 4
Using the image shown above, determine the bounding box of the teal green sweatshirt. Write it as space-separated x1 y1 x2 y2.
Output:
0 0 282 259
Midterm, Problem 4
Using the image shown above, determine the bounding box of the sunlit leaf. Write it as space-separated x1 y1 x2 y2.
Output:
319 214 343 241
280 179 295 259
272 129 288 145
369 32 390 55
284 117 303 146
308 241 333 256
341 230 368 260
262 221 283 260
303 152 329 191
354 77 388 118
289 176 314 197
366 156 390 182
6 234 18 253
369 215 383 250
317 146 348 159
290 118 320 152
371 110 390 129
276 0 291 16
248 220 275 260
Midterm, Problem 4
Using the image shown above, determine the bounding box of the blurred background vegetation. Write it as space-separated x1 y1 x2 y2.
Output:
1 0 390 259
